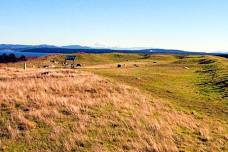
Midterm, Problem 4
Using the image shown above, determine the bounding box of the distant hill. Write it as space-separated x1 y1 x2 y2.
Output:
0 44 227 56
0 44 57 51
62 45 91 49
21 48 114 54
0 44 90 51
0 44 33 50
21 47 208 55
215 53 228 58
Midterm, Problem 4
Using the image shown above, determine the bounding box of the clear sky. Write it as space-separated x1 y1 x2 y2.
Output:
0 0 228 52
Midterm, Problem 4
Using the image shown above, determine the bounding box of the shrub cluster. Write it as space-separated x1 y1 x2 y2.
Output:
0 53 26 63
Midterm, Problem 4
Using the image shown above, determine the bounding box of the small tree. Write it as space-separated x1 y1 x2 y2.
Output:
19 55 27 61
8 53 17 62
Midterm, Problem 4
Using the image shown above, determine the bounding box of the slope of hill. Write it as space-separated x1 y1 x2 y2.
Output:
0 68 200 151
0 54 227 151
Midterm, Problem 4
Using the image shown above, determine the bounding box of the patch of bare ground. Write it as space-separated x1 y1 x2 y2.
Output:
0 68 227 151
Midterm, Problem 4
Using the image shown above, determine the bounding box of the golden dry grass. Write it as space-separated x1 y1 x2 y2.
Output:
0 67 227 151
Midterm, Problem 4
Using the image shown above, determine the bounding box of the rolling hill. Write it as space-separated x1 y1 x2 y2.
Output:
1 53 227 151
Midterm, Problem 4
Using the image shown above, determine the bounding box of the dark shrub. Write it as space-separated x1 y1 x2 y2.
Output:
0 54 27 63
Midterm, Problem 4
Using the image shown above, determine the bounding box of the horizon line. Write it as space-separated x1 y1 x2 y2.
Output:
0 43 227 53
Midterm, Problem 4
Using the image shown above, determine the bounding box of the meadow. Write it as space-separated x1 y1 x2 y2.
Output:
0 53 227 151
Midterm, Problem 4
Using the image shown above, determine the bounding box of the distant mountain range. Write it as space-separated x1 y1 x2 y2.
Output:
0 44 91 51
0 44 227 56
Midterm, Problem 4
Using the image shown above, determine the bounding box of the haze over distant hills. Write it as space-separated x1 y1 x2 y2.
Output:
0 44 227 55
0 44 91 50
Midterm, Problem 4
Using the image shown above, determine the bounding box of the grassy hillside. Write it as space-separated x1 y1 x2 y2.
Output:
84 55 227 117
0 54 227 151
5 53 143 68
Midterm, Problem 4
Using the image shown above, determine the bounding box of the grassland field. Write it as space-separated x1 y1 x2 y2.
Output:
0 53 227 152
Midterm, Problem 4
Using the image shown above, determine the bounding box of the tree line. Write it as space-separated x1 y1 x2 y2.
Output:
0 53 27 63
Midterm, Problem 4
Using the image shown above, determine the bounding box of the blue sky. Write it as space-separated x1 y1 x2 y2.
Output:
0 0 228 52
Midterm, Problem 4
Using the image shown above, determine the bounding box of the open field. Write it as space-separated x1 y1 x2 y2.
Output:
84 55 228 118
0 54 227 151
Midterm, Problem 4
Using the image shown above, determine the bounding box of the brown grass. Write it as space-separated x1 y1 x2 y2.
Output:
0 68 227 151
